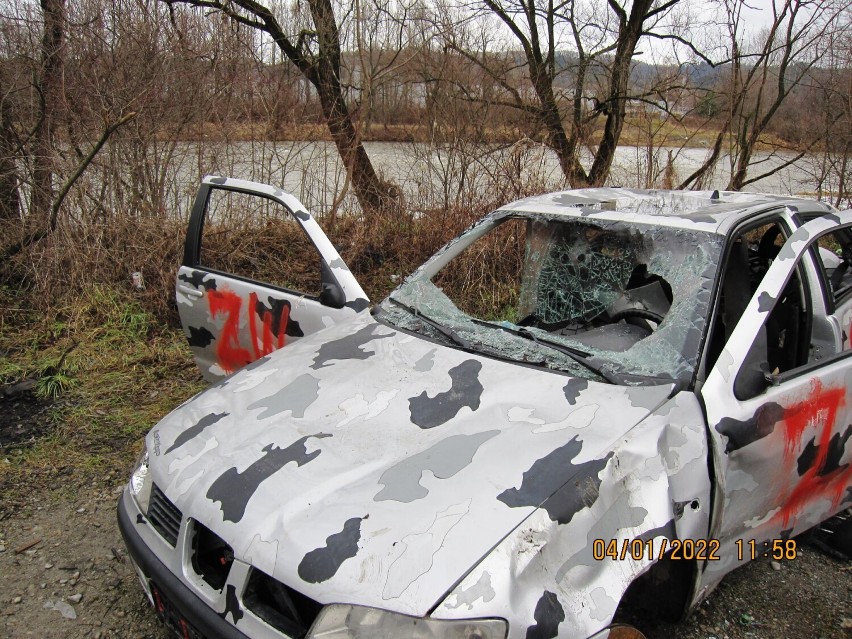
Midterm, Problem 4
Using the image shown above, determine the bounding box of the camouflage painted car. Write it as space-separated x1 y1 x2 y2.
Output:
118 177 852 639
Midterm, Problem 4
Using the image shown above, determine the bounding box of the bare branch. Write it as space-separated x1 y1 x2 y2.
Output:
640 32 722 66
49 111 137 231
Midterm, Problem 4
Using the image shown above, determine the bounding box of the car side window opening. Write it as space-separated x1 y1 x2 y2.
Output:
811 228 852 305
199 188 322 297
706 220 820 398
708 222 798 372
760 260 810 375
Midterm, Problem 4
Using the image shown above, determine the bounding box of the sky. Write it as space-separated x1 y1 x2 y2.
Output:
638 0 825 65
740 0 782 31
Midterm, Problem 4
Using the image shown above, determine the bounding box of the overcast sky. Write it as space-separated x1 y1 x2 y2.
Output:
740 0 780 31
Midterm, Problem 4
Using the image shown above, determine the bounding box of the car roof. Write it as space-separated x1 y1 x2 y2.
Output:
500 188 836 235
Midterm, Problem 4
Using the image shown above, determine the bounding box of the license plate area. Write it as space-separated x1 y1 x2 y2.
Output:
150 581 206 639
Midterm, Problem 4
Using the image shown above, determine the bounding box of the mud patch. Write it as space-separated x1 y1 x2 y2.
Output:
0 385 56 449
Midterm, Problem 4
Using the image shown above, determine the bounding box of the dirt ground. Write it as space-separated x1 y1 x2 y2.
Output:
1 390 850 639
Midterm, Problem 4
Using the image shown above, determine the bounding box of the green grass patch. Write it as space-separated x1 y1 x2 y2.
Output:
0 285 206 498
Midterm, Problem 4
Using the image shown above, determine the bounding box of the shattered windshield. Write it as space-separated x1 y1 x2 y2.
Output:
378 213 723 385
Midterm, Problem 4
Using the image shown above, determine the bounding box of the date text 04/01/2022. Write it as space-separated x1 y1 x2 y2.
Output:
592 538 800 561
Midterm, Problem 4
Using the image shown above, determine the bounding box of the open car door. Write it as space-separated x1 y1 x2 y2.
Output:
699 210 852 593
176 176 369 380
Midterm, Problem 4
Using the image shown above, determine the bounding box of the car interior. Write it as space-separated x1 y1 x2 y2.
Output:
704 219 813 397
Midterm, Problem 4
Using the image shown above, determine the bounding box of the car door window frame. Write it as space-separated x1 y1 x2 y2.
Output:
732 256 813 400
706 212 852 401
697 211 796 388
183 181 346 308
804 227 852 313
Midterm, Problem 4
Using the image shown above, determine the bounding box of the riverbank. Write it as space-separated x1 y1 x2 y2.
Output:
164 118 790 152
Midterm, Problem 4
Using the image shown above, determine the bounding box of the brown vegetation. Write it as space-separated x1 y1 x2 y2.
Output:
0 0 850 323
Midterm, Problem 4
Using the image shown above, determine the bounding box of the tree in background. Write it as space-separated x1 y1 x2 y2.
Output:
1 0 850 236
435 0 713 187
31 0 65 224
0 30 21 221
679 0 847 191
806 6 851 207
162 0 400 212
0 0 137 260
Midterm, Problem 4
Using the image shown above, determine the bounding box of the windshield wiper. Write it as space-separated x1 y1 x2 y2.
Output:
471 319 620 384
387 297 472 350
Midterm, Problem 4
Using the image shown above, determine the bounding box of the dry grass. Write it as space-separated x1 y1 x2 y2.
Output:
2 215 187 327
433 217 526 320
0 194 509 331
0 196 516 492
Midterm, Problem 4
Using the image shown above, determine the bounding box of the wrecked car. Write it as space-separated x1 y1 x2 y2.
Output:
118 178 852 639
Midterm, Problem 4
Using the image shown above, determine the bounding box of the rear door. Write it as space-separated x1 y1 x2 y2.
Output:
177 176 369 380
699 210 852 591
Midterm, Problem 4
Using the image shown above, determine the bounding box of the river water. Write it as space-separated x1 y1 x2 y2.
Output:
128 140 836 219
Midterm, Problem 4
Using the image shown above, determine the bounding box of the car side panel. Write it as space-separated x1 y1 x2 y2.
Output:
699 211 852 596
432 392 712 639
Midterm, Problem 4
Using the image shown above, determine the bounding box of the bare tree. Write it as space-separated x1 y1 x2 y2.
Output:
801 7 851 207
0 77 20 221
30 0 65 222
436 0 704 187
162 0 395 212
680 0 846 191
0 0 138 261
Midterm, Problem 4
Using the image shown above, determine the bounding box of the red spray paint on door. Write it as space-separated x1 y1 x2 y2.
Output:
206 289 293 374
207 289 253 374
248 292 290 359
777 379 851 526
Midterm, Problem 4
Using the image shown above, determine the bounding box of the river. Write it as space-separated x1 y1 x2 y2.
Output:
114 140 837 219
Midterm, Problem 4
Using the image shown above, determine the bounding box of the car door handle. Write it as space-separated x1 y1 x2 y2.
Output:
178 285 204 299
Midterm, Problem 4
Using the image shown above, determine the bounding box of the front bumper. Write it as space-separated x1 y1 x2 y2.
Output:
118 487 646 639
117 488 251 639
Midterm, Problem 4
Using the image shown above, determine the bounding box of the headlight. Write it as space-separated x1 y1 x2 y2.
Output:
307 604 507 639
128 444 152 513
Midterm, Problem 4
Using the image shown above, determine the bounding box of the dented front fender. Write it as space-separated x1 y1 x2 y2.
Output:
431 391 712 639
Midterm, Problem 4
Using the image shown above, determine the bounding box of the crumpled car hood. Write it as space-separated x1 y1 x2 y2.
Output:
148 313 673 617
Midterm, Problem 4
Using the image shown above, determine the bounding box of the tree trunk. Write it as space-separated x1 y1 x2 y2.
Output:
727 153 750 191
677 120 729 190
522 0 587 187
0 93 20 222
166 0 392 213
31 0 65 223
835 142 849 208
308 0 389 211
530 64 586 186
587 0 652 186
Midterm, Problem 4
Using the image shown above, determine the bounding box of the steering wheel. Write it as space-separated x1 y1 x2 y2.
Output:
608 308 664 325
518 313 578 331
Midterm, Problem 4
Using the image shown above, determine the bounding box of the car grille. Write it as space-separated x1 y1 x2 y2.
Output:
142 487 321 635
191 521 233 591
148 484 182 547
243 568 322 638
